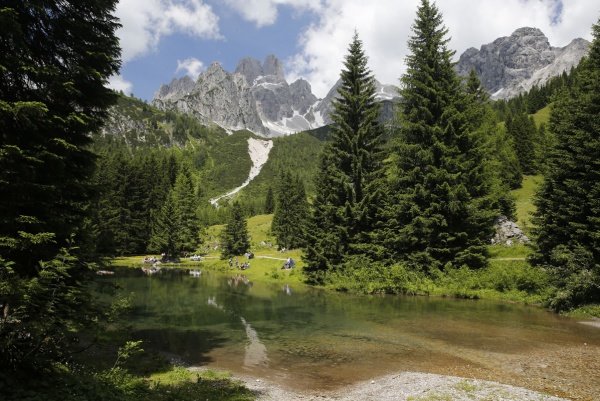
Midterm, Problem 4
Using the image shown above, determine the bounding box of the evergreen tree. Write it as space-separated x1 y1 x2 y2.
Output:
0 0 120 274
463 69 518 216
148 192 179 258
264 186 276 214
0 0 121 372
220 201 250 258
303 31 385 283
506 112 538 175
382 0 500 271
92 150 123 255
172 163 200 254
531 18 600 310
271 170 310 250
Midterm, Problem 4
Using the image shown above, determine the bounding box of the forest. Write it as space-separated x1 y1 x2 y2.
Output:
1 0 600 400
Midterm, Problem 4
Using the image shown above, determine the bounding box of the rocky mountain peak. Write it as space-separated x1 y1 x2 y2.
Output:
262 55 285 81
235 55 285 86
455 27 589 99
235 57 263 86
154 75 195 101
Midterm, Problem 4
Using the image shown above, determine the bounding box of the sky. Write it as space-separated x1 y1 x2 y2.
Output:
109 0 600 101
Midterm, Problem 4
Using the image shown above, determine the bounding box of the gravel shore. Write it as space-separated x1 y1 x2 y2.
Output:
237 371 568 401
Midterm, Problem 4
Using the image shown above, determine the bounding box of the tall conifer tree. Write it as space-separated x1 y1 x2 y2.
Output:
506 112 538 175
0 0 120 273
272 170 309 250
220 201 250 258
148 193 179 258
531 18 600 310
172 163 200 253
264 186 276 214
303 31 385 283
0 0 121 371
383 0 500 271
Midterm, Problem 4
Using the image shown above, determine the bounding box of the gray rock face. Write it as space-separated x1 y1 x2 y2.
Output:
235 57 263 86
154 75 196 100
237 55 319 132
153 62 267 135
455 27 589 100
154 55 322 136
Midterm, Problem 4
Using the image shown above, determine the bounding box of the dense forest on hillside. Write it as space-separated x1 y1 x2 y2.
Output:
2 0 600 399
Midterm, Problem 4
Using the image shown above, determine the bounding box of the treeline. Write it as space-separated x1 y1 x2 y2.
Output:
91 148 220 257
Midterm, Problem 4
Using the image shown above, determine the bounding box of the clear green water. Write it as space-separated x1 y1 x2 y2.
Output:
99 267 600 393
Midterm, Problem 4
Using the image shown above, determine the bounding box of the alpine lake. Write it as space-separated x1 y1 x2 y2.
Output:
96 265 600 400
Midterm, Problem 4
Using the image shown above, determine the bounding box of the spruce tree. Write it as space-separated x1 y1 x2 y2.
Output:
531 18 600 310
383 0 500 271
506 112 538 175
220 201 250 258
303 31 385 283
172 163 200 254
264 186 275 214
463 68 518 217
148 192 179 258
271 170 309 250
0 0 121 372
0 1 120 274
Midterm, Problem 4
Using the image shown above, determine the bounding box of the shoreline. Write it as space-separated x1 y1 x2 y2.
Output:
232 371 569 401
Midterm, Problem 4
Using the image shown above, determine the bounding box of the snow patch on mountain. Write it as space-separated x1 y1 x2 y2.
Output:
209 138 273 206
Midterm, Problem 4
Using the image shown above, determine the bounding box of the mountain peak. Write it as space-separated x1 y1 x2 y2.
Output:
511 27 546 37
456 27 589 99
235 57 263 86
262 55 285 81
235 55 285 86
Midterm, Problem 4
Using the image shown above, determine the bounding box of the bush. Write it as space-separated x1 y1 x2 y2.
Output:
327 256 429 295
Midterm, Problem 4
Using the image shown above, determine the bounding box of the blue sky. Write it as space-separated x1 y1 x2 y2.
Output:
110 0 599 101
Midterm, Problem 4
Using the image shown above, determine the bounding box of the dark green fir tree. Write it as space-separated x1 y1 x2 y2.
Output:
220 201 250 258
505 112 538 175
303 31 385 283
271 170 310 250
264 186 276 214
0 0 121 372
148 192 179 259
172 163 200 254
531 18 600 311
382 0 501 271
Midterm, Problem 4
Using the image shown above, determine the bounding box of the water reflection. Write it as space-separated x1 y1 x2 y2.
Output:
207 295 269 368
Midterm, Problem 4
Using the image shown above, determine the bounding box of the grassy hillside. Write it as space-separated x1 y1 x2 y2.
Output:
241 131 324 200
198 130 254 200
512 175 542 235
532 104 551 126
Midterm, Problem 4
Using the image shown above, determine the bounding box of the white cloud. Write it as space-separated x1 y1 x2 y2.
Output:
176 57 205 78
115 0 222 63
108 74 134 95
281 0 599 98
222 0 322 27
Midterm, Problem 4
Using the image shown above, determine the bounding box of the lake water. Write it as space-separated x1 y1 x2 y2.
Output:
98 266 600 398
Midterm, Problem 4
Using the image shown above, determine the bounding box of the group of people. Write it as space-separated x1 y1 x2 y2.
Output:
229 257 251 270
142 256 159 264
